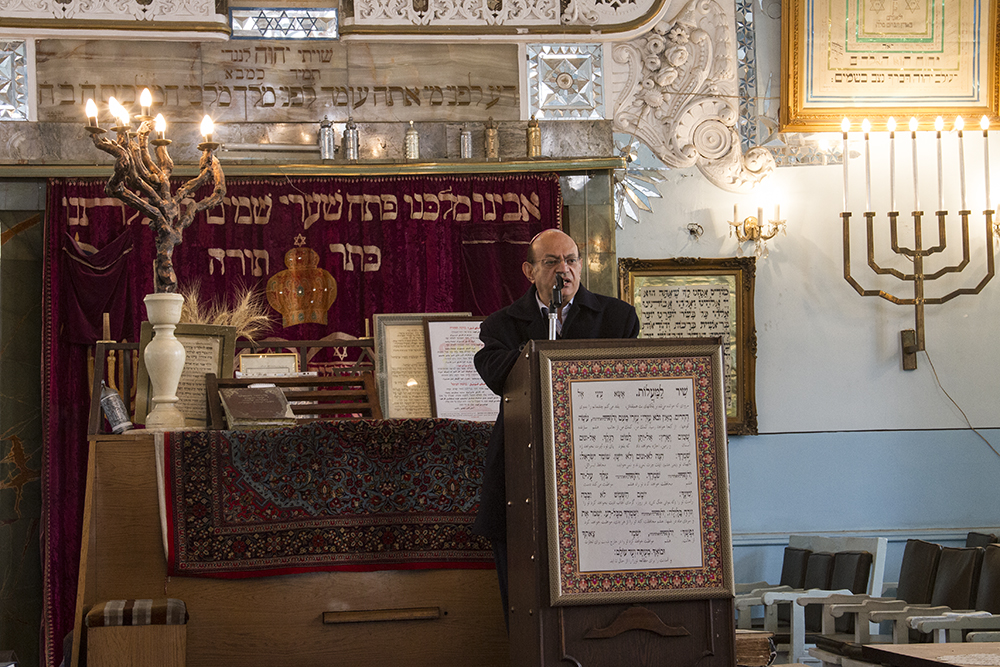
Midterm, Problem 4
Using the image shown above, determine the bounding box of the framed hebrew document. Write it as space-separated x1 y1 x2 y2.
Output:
423 317 495 422
619 256 757 435
135 323 236 428
373 312 470 419
781 0 999 131
537 340 733 605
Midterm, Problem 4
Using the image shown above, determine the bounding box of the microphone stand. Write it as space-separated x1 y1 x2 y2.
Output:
548 274 564 341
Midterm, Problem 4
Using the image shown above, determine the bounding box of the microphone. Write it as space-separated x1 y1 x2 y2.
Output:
548 274 565 341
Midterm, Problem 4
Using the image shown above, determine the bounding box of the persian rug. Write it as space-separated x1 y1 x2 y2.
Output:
163 419 494 577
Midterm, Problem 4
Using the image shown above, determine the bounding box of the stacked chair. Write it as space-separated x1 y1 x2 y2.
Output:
806 539 1000 667
734 536 885 664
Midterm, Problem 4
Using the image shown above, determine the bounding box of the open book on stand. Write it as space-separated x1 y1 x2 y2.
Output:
218 385 296 430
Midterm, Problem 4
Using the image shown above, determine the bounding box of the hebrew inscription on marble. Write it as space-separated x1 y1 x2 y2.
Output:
35 40 519 123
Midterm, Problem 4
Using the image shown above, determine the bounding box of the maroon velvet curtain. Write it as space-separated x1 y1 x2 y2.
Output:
41 173 561 667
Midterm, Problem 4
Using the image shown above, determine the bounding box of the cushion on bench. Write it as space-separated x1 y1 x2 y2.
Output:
86 599 188 628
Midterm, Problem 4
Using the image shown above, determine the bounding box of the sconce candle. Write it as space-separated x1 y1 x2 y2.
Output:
154 114 166 141
956 116 966 210
910 117 920 211
983 116 991 211
888 117 896 211
841 118 850 211
935 116 944 211
862 119 872 212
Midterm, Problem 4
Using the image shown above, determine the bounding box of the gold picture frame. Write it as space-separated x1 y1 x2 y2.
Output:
618 256 757 435
781 0 1000 132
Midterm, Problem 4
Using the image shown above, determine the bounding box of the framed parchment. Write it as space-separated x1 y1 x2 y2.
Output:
238 352 299 377
135 323 236 428
423 317 495 421
373 312 470 419
781 0 1000 131
618 257 757 435
537 340 733 605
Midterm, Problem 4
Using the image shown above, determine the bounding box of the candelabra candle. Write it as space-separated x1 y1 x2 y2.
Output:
139 88 152 119
200 115 214 144
935 116 944 211
910 117 920 211
888 117 896 211
983 116 991 211
862 119 872 212
842 118 850 211
154 114 166 141
956 116 966 210
85 98 99 128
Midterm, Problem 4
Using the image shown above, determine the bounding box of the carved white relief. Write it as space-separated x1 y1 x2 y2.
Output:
353 0 650 27
610 0 775 192
0 0 222 22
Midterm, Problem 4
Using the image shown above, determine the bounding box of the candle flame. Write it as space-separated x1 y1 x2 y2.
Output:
139 88 152 109
85 99 98 119
887 117 896 133
955 116 964 132
909 117 919 132
200 115 214 138
934 116 944 132
154 113 166 134
983 116 991 131
841 117 850 133
861 119 871 134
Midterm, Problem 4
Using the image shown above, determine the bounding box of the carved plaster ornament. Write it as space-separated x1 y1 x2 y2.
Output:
611 0 775 193
0 0 221 21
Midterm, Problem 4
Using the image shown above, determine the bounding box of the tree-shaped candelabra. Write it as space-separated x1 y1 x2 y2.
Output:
85 89 226 428
85 90 226 293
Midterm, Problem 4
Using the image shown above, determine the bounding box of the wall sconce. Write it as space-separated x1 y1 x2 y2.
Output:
730 204 786 258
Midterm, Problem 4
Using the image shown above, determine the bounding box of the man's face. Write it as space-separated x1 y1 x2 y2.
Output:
522 232 581 303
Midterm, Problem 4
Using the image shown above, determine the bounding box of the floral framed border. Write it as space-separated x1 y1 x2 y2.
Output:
537 341 734 605
618 256 757 435
781 0 999 132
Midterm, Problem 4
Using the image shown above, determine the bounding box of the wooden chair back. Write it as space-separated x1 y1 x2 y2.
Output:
206 371 382 429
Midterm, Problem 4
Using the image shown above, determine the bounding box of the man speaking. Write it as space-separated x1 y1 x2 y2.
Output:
472 228 640 623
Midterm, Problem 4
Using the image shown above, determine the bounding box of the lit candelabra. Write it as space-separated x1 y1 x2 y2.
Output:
730 204 786 258
84 88 226 293
841 115 995 370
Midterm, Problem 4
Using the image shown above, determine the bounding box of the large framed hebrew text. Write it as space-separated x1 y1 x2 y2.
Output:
536 340 733 606
781 0 999 131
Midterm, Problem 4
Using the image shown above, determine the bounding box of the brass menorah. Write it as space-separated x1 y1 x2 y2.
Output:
842 208 995 369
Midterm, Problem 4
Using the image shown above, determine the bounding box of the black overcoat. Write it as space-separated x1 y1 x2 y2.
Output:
472 284 640 541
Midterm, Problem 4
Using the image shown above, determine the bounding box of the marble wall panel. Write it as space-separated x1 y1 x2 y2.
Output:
0 207 44 667
36 40 519 125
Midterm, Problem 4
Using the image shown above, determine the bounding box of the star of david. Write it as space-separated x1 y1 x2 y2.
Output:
294 234 307 247
870 0 885 11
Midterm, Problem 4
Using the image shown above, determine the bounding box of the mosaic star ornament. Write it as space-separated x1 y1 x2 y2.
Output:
613 134 666 228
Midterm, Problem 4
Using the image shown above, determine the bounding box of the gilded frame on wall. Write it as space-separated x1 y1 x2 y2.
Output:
618 257 757 435
780 0 1000 132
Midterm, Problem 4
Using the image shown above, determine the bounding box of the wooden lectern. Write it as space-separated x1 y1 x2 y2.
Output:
502 338 735 667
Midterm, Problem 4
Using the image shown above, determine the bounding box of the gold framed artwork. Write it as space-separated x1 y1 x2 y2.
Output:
618 256 757 435
781 0 1000 132
536 340 733 605
135 323 236 428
